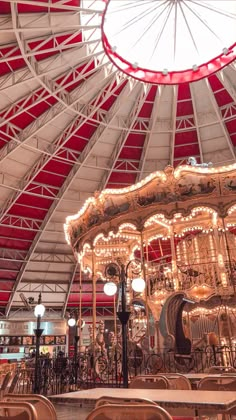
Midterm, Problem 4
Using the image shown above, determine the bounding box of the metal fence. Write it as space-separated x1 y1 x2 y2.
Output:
22 344 236 395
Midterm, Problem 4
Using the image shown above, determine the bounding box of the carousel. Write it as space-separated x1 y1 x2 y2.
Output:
64 160 236 377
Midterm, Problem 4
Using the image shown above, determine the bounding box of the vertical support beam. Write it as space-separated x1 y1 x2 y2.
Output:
62 262 78 318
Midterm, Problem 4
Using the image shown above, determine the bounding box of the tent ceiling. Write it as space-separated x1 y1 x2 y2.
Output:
0 0 236 317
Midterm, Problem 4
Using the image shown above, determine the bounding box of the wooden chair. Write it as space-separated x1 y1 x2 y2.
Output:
129 375 170 389
2 364 10 374
95 396 157 408
0 400 38 420
198 375 236 391
162 373 192 390
0 371 12 397
4 394 57 420
7 373 20 394
86 404 173 420
207 365 236 374
17 369 34 393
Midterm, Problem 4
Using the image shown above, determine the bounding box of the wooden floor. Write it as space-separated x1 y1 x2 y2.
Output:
54 403 92 420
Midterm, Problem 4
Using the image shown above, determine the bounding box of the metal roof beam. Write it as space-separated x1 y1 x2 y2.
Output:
61 262 78 318
205 78 235 160
170 85 178 166
98 84 154 190
137 85 163 181
1 0 102 13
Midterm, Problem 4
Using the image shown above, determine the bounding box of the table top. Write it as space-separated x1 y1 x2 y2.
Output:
51 388 236 412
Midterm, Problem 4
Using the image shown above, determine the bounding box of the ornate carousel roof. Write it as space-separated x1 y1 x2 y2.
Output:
0 0 236 317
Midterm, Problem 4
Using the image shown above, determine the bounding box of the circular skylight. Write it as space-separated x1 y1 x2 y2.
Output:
102 0 236 84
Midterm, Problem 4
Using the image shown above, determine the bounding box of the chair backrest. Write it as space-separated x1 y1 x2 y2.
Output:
0 400 38 420
5 394 57 420
8 373 19 394
95 396 157 408
198 376 236 391
163 373 192 390
86 404 173 420
1 371 12 392
129 375 169 389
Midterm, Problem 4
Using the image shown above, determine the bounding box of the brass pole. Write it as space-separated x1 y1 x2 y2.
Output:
170 226 179 290
91 248 96 355
79 264 82 351
140 230 149 337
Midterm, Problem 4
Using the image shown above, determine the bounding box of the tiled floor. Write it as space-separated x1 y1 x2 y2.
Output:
54 403 92 420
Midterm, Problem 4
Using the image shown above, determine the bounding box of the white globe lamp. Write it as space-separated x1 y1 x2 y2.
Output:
131 277 145 293
68 317 76 327
104 281 117 296
34 303 45 318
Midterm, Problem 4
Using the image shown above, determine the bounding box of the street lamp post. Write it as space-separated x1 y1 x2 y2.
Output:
68 312 83 388
104 260 145 388
117 263 131 388
33 293 45 394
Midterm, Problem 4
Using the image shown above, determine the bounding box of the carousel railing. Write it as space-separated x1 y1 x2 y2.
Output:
10 345 236 395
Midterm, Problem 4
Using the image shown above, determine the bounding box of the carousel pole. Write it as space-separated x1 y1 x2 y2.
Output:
79 264 82 352
91 248 96 362
212 213 228 289
221 217 236 293
140 230 149 337
170 225 179 290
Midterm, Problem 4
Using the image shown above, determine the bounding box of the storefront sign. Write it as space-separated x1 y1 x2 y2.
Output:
0 320 66 336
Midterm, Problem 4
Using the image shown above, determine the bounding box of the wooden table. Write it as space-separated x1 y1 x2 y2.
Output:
50 388 236 413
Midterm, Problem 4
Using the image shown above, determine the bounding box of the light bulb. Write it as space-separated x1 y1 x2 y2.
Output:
34 303 45 318
104 281 117 296
132 277 145 293
68 318 76 327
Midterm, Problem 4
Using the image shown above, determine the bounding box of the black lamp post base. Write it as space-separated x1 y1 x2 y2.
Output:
117 311 131 388
74 335 80 388
34 325 44 394
34 328 44 338
117 311 131 325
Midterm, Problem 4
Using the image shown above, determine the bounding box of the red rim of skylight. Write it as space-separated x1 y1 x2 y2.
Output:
101 0 236 85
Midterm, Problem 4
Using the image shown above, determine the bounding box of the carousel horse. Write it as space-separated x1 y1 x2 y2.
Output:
95 320 107 355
